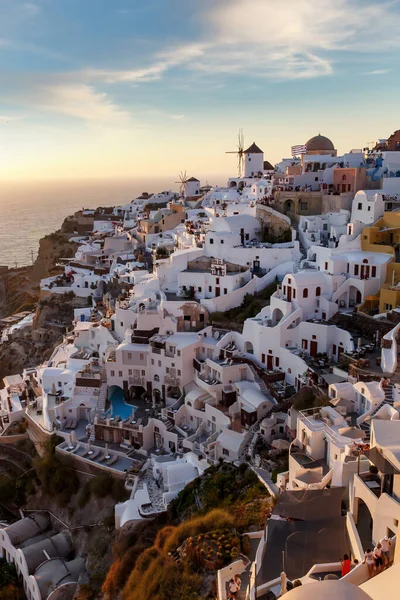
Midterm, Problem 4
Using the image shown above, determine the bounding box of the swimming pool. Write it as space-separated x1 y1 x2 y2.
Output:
106 387 137 420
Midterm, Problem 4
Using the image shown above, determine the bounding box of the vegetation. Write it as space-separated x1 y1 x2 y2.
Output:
33 441 80 507
102 464 271 600
0 559 24 600
155 246 169 259
77 474 128 508
291 387 330 411
210 279 278 325
258 225 292 244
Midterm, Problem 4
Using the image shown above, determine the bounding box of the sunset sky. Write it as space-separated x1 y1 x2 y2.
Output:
0 0 400 181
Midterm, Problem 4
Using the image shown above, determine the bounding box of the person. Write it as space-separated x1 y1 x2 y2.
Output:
363 548 375 578
373 542 384 574
228 574 241 600
341 554 352 576
380 536 391 567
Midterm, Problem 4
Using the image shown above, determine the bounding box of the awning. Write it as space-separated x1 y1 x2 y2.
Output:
364 447 400 475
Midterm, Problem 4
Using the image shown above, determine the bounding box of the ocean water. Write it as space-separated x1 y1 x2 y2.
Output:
0 178 175 267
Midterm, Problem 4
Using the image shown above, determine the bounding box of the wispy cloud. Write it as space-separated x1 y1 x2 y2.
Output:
22 82 131 123
364 69 391 75
75 0 400 85
23 2 40 17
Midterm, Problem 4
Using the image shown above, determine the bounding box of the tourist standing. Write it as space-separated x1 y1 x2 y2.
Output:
363 548 375 578
373 542 384 574
380 536 391 567
341 554 352 576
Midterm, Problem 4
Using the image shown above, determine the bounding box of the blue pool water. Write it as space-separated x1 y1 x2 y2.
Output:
106 387 137 420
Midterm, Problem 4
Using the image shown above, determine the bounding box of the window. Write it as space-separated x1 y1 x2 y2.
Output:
275 357 280 367
177 350 181 357
120 322 123 327
302 339 308 350
141 370 145 376
154 426 159 433
224 288 227 294
212 416 216 422
312 335 316 340
323 224 328 231
342 175 346 181
358 203 362 210
118 371 123 377
128 353 132 359
222 448 229 456
384 303 393 311
158 360 161 367
333 344 337 355
128 369 132 376
347 263 349 273
210 238 214 244
178 370 181 376
198 286 202 292
368 206 371 212
372 266 376 277
151 359 154 365
208 286 212 292
293 289 296 298
216 277 220 284
354 264 359 276
316 286 321 297
140 353 144 360
154 374 160 382
166 367 169 373
300 202 308 210
303 288 308 298
288 278 291 284
110 370 115 377
325 262 328 270
220 240 224 244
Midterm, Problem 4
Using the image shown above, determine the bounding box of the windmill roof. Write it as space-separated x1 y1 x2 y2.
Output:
244 142 263 154
187 177 200 182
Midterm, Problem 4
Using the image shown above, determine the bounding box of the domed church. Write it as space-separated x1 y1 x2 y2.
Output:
305 134 337 157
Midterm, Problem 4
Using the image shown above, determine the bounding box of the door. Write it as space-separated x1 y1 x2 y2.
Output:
356 290 362 304
215 287 220 297
261 353 266 364
267 355 273 370
287 286 292 302
310 341 318 357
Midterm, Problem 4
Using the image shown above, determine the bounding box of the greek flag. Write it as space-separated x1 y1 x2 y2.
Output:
291 144 307 157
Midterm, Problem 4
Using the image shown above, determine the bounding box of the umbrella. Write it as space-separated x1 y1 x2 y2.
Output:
272 439 290 451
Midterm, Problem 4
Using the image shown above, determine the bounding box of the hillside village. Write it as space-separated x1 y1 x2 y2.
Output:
2 131 400 599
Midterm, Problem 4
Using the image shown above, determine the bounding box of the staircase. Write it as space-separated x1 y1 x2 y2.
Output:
109 329 120 343
249 365 269 396
359 383 395 439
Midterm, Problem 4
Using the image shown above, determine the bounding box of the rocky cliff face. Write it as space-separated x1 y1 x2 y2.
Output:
0 228 78 319
0 215 81 384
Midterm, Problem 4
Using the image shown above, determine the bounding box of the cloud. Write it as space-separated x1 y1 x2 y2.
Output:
23 2 40 16
24 82 131 123
364 69 391 75
75 0 400 85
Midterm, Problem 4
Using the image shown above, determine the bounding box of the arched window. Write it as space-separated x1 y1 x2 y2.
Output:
316 286 321 297
154 374 160 382
303 288 308 298
342 175 346 181
363 259 368 264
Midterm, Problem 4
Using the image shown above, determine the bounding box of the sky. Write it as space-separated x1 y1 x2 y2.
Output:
0 0 400 181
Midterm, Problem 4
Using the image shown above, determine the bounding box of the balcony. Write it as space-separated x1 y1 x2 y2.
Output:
164 375 180 387
129 376 144 387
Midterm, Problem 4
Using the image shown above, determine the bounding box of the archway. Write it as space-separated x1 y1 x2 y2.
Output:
354 497 373 551
284 199 295 214
272 308 284 326
244 341 254 354
230 181 237 188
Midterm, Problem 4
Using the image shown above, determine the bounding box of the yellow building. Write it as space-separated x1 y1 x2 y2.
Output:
361 213 400 313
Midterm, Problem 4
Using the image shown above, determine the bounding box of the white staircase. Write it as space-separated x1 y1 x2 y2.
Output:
359 383 395 439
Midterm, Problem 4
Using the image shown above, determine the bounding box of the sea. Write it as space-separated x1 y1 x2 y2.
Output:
0 178 176 268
